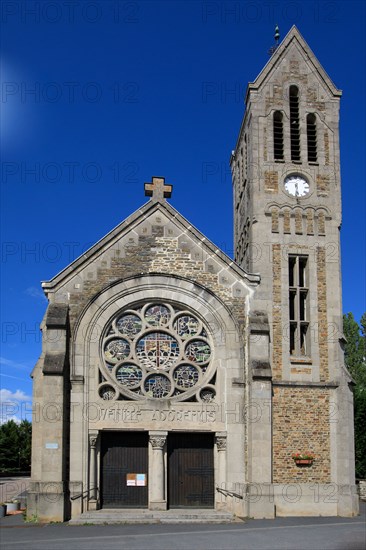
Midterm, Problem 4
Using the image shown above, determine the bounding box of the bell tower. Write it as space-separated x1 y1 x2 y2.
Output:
231 26 358 516
232 25 343 376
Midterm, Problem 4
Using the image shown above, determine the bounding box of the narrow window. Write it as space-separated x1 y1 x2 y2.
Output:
240 146 246 191
289 256 296 286
288 255 309 356
299 291 307 321
273 111 284 160
244 134 248 180
289 86 301 161
299 256 307 286
307 113 317 162
289 290 296 320
290 324 296 356
300 325 308 355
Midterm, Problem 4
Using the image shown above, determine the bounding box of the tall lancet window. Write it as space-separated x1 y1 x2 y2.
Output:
289 86 301 161
307 113 317 162
273 111 284 160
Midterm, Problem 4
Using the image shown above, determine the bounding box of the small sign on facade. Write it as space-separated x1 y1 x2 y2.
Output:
45 443 59 449
126 473 147 486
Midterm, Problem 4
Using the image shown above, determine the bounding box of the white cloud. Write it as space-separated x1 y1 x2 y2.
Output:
0 415 20 425
0 388 32 402
25 286 47 302
0 388 32 425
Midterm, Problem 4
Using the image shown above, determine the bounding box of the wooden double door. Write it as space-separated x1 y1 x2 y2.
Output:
101 431 148 508
100 431 214 509
168 432 214 508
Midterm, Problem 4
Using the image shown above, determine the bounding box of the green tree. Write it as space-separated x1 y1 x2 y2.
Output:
343 312 366 478
0 419 32 473
18 420 32 471
0 420 20 472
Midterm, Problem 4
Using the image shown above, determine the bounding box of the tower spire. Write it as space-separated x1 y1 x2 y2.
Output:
274 24 280 43
268 25 280 56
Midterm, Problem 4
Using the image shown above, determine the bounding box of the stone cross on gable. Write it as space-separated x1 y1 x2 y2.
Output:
144 177 173 201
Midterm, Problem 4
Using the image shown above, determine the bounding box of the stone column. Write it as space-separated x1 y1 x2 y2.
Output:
89 433 98 509
247 312 275 518
149 431 167 510
216 433 227 480
69 375 84 519
27 303 70 523
215 433 227 510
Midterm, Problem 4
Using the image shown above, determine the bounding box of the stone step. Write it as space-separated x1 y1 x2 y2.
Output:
69 509 238 525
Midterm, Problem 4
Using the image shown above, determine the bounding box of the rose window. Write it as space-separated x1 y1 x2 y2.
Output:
99 303 215 401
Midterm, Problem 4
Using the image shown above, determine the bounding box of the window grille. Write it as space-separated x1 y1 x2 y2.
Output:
307 113 317 162
273 111 284 160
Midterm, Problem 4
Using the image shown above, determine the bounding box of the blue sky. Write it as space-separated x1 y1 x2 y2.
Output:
1 0 365 421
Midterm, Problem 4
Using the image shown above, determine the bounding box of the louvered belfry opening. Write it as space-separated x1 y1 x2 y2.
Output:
307 113 317 162
273 111 284 160
289 86 301 161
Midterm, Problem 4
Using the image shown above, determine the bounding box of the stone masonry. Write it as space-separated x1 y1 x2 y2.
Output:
28 28 358 523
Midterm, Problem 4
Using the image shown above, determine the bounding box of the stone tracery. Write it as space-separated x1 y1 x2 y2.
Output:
99 302 215 401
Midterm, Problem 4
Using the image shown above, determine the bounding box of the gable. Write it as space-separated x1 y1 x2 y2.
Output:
245 26 341 103
42 200 259 329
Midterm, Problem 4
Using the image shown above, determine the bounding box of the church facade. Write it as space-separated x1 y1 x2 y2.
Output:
28 27 359 521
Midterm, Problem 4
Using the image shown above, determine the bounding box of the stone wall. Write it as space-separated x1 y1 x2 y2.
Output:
272 386 331 483
66 225 247 334
317 246 329 382
272 244 282 379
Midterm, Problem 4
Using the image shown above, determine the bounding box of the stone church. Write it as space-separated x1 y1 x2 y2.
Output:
28 26 359 521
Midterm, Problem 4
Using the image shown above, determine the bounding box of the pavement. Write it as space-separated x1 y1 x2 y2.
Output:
1 501 365 550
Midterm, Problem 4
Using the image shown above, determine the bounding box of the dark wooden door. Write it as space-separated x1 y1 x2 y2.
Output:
101 431 148 508
168 432 214 508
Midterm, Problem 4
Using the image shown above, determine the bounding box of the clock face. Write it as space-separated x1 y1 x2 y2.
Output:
284 176 310 197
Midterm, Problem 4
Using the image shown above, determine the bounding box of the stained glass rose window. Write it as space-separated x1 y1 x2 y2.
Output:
99 303 215 401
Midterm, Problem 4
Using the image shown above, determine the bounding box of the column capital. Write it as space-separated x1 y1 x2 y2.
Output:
216 433 227 451
150 436 166 449
149 431 167 449
89 433 98 448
